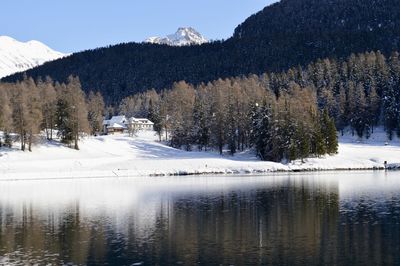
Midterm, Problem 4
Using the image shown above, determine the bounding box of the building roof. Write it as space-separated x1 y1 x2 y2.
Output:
109 116 127 124
103 115 128 126
129 117 154 125
107 123 127 129
104 116 154 130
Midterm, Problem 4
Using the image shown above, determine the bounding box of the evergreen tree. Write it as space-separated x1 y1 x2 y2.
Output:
336 84 347 134
251 102 273 161
351 83 368 138
192 95 210 150
367 83 380 135
314 127 327 157
298 126 311 162
56 77 89 149
321 109 338 154
56 86 74 145
383 78 398 140
148 99 163 141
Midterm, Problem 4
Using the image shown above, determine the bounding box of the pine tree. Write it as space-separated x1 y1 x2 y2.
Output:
383 78 398 140
298 127 311 162
351 83 368 138
367 83 380 135
336 84 347 134
289 138 298 162
326 117 338 154
56 77 89 149
56 85 74 145
148 99 163 141
192 95 210 150
315 127 327 157
251 102 273 161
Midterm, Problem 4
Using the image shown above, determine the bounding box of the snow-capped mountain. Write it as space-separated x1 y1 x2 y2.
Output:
0 36 66 79
145 27 208 46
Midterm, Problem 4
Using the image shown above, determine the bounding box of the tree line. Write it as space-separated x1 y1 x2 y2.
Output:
115 50 400 161
117 78 338 162
2 50 400 162
0 76 104 151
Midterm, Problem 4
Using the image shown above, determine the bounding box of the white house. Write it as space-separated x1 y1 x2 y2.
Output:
102 116 128 134
103 115 154 134
128 117 154 131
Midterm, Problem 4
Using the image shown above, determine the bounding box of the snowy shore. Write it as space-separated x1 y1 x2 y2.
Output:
0 130 399 180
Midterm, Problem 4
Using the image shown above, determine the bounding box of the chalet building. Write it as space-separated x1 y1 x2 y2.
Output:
102 116 128 134
128 117 155 131
103 115 154 135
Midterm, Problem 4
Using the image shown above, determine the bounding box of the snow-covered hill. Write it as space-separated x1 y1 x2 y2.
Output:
145 27 208 46
0 36 66 79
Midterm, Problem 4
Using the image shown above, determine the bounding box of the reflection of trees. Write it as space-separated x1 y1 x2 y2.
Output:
0 183 339 265
0 180 399 265
160 182 340 265
338 196 400 265
0 201 92 265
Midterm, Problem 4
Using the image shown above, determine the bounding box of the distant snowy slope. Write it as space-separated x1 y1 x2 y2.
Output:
145 27 208 46
0 36 66 78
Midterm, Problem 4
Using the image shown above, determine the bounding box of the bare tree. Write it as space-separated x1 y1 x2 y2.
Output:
25 79 43 152
67 76 90 150
87 91 105 135
11 80 29 151
0 84 13 148
38 77 57 140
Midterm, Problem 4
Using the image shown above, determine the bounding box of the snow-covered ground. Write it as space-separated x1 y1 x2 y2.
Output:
0 128 399 180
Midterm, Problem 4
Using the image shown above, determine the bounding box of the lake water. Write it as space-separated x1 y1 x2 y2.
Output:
0 172 399 265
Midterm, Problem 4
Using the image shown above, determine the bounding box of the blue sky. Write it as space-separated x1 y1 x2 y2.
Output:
1 0 278 53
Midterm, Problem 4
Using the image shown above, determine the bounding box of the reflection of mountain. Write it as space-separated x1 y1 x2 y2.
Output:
0 173 399 265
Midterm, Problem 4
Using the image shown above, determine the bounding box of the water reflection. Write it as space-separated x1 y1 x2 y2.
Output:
0 172 399 265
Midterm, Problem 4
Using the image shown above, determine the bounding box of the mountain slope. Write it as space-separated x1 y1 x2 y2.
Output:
145 27 208 46
231 0 400 69
3 0 400 103
0 36 65 79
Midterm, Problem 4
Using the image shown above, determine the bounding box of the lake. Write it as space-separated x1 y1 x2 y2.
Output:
0 171 399 265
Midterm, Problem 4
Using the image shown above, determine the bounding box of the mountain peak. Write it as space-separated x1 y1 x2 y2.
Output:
145 27 208 46
0 36 66 79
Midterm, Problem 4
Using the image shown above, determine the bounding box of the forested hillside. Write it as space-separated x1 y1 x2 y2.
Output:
2 50 400 161
3 0 400 103
115 50 400 161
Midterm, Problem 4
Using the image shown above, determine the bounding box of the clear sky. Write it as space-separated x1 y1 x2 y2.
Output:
1 0 278 53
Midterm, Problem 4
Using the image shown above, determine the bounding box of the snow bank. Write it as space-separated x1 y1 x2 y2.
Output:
0 129 398 180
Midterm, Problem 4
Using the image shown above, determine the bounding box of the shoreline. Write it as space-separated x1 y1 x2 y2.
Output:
0 165 393 182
